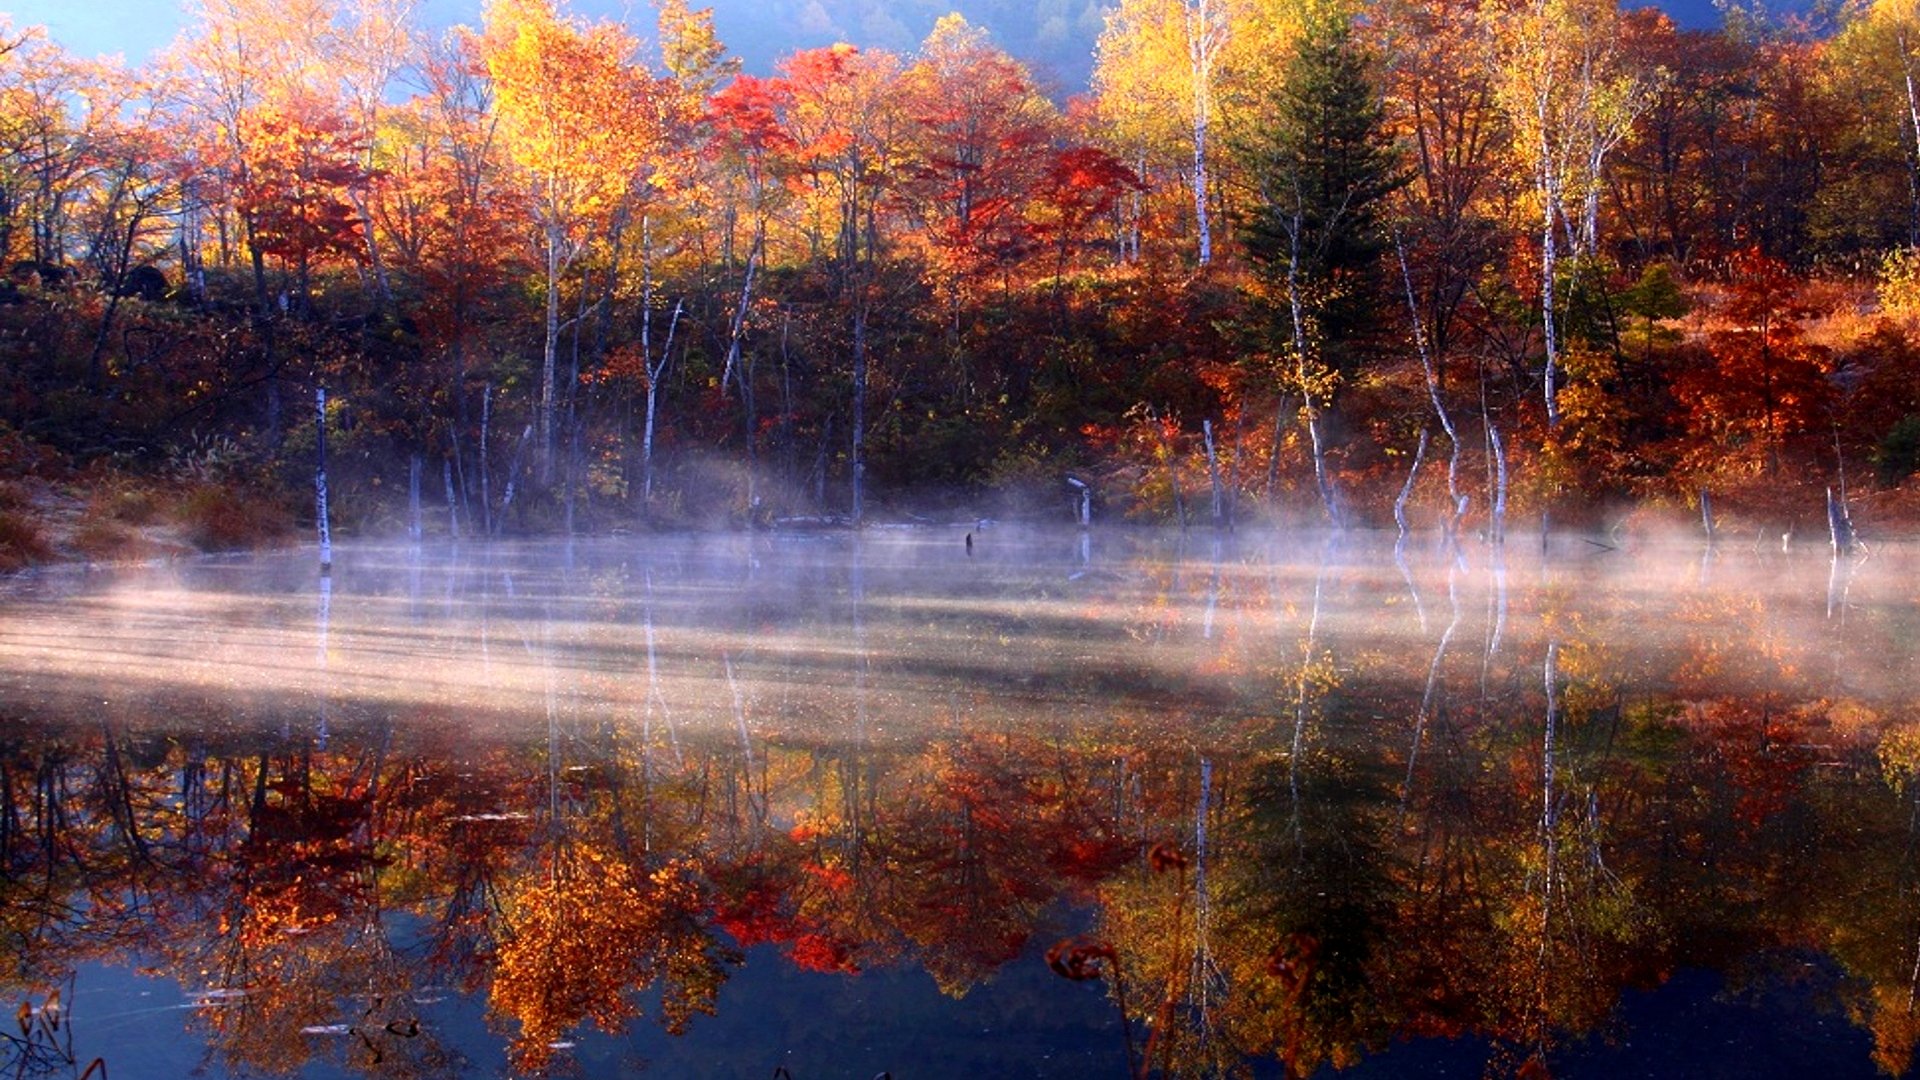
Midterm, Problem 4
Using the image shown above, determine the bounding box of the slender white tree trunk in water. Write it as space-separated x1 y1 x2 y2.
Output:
443 458 460 540
1067 476 1092 528
1190 755 1218 1015
1289 552 1327 844
408 455 422 542
539 215 565 484
852 303 869 526
1203 419 1225 528
1395 428 1429 539
1400 572 1460 822
1488 420 1509 544
1395 235 1470 536
315 387 332 574
1287 232 1340 527
1828 486 1855 555
642 302 681 508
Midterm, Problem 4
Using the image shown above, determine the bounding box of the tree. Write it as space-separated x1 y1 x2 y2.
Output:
1238 13 1405 526
779 43 906 522
899 15 1058 282
1489 0 1650 429
233 93 372 310
480 0 656 482
1673 247 1836 483
1093 0 1230 266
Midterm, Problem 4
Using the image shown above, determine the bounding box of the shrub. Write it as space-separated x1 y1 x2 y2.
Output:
175 484 292 551
1874 415 1920 487
1882 247 1920 319
69 517 155 562
96 485 161 525
0 510 50 572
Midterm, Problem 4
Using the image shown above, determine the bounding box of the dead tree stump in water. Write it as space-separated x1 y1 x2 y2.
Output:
1827 487 1854 555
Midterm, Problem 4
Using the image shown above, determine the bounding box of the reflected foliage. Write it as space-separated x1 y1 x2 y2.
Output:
0 537 1917 1075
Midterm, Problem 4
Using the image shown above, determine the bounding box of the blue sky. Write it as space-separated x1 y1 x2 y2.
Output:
2 0 1732 91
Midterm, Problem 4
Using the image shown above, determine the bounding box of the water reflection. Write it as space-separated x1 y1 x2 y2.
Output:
0 532 1916 1076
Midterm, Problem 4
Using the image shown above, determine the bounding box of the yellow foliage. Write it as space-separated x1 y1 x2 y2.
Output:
490 846 716 1071
481 0 655 227
1879 247 1920 319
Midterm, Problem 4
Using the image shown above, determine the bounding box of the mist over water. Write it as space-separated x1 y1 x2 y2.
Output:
0 529 1914 1077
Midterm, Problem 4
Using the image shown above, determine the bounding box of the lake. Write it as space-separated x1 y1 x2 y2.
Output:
0 528 1915 1078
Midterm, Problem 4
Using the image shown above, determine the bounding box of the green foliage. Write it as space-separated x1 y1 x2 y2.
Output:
1872 414 1920 486
1235 15 1406 376
1622 264 1690 341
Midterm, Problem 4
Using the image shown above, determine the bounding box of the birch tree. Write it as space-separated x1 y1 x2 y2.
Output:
1093 0 1228 266
1489 0 1648 429
480 0 655 482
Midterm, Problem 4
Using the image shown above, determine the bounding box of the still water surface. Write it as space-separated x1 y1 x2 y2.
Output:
0 529 1915 1078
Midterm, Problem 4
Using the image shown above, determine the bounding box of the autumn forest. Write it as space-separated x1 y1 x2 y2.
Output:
6 0 1920 553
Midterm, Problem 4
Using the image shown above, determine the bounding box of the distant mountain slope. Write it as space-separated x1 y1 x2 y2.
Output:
694 0 1752 91
9 0 1794 94
699 0 1108 87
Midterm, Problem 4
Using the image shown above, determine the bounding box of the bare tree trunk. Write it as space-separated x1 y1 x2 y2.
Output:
1487 414 1509 545
1395 427 1430 540
539 218 562 484
498 424 534 530
852 303 869 526
1401 574 1460 822
315 387 333 574
1539 641 1562 974
408 454 422 542
1901 28 1920 244
1203 419 1225 528
479 385 494 537
642 302 682 510
1286 223 1340 528
444 457 460 540
1395 234 1469 538
1068 476 1092 529
1537 85 1564 432
1828 486 1854 555
1186 0 1221 266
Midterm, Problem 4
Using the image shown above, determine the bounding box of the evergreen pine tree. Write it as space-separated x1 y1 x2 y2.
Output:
1239 16 1406 375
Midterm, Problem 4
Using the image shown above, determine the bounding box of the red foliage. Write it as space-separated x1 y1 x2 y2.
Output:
789 932 860 973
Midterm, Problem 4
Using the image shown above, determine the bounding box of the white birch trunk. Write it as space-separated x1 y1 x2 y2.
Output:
539 217 562 484
1395 428 1429 539
1287 224 1341 528
315 387 333 573
1395 234 1470 536
1186 0 1220 267
1203 419 1225 528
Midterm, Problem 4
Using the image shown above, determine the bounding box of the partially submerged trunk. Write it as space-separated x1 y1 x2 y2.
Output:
315 387 333 574
1203 419 1225 528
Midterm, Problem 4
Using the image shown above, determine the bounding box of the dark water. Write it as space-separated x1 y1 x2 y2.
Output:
0 528 1916 1078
